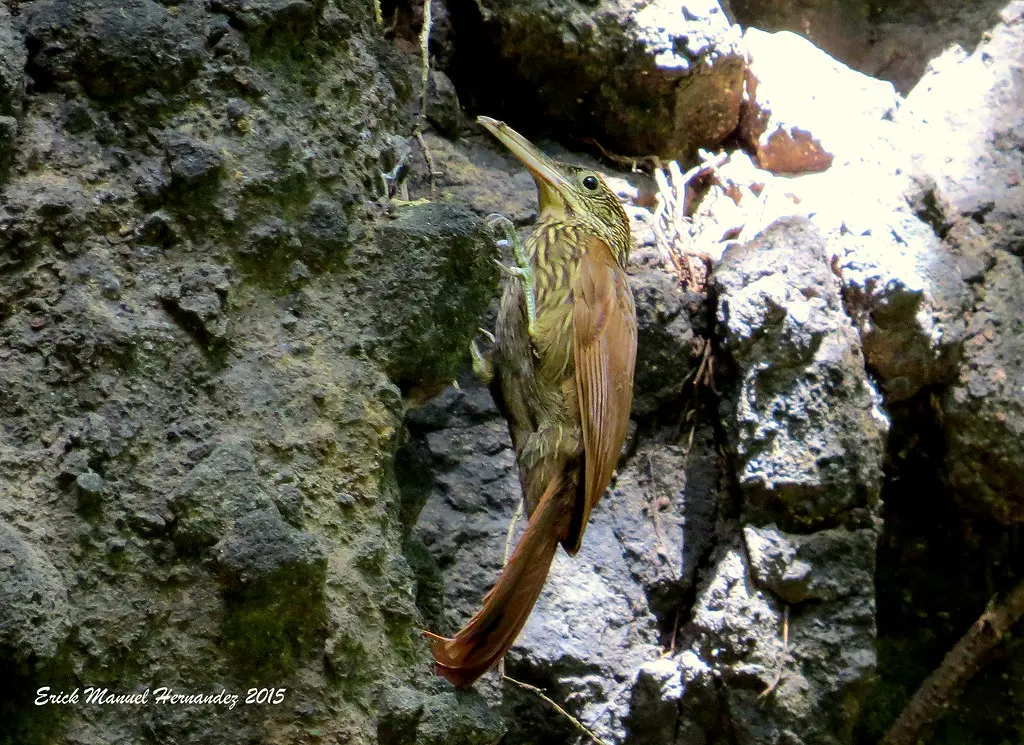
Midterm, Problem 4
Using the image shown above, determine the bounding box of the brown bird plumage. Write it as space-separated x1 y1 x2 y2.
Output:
424 117 637 687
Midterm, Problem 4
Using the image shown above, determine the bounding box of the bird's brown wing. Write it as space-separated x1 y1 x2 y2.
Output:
567 235 637 554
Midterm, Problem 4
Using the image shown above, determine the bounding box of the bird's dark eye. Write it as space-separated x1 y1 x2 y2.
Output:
582 175 599 190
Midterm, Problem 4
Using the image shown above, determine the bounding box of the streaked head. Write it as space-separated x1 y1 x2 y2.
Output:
478 116 631 267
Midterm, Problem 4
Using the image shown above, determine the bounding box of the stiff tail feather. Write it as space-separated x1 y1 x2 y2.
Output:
423 475 564 687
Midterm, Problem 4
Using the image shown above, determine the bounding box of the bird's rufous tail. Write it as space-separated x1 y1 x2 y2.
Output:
423 475 564 687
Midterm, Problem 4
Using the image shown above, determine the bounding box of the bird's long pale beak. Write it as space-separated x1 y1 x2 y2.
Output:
478 116 573 214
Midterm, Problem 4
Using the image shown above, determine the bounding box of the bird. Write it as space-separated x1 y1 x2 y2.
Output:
423 116 637 687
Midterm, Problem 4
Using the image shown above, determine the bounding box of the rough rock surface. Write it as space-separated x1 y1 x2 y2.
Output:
728 0 871 67
860 0 1011 93
0 1 496 744
897 2 1024 247
714 217 888 527
896 3 1024 522
729 0 1010 95
450 0 745 159
690 29 972 404
1 0 1023 742
0 6 25 169
0 521 73 670
739 27 900 174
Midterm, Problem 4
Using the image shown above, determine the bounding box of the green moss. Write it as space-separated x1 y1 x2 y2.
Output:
222 583 328 677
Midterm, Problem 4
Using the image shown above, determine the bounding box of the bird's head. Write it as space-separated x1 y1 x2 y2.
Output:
478 116 632 268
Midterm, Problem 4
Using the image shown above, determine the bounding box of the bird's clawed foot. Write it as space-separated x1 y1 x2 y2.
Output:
470 327 495 384
486 213 537 338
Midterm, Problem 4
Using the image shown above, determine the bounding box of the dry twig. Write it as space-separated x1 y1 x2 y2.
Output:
581 138 662 173
413 0 440 192
652 152 728 292
881 579 1024 745
495 500 523 679
495 505 608 745
760 605 791 699
502 675 613 745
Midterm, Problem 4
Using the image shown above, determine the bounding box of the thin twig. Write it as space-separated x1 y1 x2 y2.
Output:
413 0 439 192
694 338 717 393
644 453 678 579
503 675 614 745
496 500 524 679
666 605 681 657
760 605 790 699
652 152 728 292
881 579 1024 745
502 501 524 566
581 138 662 173
413 129 439 193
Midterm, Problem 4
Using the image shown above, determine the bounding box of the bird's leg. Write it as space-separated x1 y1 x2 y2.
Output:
470 328 495 384
487 213 537 338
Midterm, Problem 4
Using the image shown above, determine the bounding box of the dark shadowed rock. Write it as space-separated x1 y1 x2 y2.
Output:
605 431 720 622
744 524 876 604
425 69 462 138
298 196 351 263
893 4 1024 522
361 202 498 395
628 247 708 417
733 0 872 63
21 0 206 99
209 0 322 46
165 136 225 196
467 0 745 159
0 522 72 669
377 684 507 745
944 247 1024 521
0 8 25 118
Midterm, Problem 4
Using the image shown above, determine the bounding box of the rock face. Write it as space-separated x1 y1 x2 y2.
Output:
452 0 745 159
0 521 72 670
1 0 1023 742
407 368 722 744
0 7 24 170
739 27 900 174
714 217 888 527
728 0 871 67
0 1 496 744
729 0 1010 95
897 2 1024 523
690 29 973 405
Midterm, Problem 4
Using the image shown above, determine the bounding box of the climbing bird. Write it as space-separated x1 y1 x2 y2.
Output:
424 116 637 687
